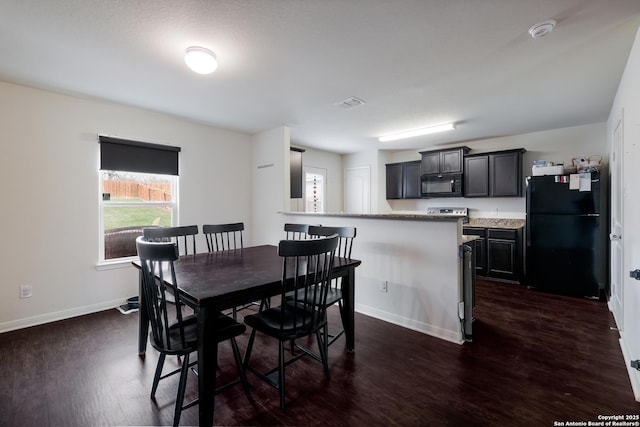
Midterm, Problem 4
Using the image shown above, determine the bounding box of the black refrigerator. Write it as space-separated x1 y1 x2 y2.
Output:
525 172 605 299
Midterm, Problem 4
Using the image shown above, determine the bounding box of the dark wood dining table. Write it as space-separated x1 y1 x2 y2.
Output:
132 244 361 426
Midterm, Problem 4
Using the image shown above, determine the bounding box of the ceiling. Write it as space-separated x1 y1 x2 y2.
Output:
1 1 640 154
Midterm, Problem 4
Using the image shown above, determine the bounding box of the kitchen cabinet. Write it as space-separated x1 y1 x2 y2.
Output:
462 227 486 276
290 147 305 198
420 147 470 175
464 148 525 197
386 161 421 199
463 226 523 283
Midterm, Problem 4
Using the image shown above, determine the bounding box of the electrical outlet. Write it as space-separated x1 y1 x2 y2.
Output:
379 281 388 293
20 285 32 299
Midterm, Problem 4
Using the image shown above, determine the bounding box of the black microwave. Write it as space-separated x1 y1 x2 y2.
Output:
421 174 463 198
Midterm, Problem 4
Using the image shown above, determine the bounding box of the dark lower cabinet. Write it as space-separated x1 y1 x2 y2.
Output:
462 227 486 276
463 226 523 283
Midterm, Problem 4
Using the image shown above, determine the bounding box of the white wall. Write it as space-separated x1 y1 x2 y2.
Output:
0 80 252 332
251 126 290 246
385 122 608 219
607 25 640 400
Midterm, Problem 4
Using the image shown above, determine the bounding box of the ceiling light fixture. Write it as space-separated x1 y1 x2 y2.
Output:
184 46 218 74
528 20 556 39
378 123 456 142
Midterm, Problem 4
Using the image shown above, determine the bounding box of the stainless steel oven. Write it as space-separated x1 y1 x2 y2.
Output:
420 173 463 198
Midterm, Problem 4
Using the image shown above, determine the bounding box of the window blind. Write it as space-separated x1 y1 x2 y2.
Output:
99 135 181 175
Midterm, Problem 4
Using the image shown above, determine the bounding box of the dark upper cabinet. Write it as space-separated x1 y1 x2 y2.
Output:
386 161 421 199
290 147 305 198
420 147 470 175
464 148 525 197
386 163 403 199
403 161 421 198
464 156 490 197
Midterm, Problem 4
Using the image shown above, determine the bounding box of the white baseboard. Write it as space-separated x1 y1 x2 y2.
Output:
355 303 464 345
618 330 640 402
0 298 125 334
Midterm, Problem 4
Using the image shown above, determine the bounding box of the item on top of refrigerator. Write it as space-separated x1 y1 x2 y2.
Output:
532 162 564 176
572 155 602 172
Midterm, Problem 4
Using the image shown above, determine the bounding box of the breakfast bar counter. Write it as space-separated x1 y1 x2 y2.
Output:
281 211 468 344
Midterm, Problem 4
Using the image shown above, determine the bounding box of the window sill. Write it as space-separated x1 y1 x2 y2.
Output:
95 257 138 271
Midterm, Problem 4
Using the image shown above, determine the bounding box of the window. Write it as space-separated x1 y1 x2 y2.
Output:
98 136 180 262
304 166 326 213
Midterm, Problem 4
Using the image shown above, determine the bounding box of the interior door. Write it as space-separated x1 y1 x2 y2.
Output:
344 166 371 214
610 113 624 329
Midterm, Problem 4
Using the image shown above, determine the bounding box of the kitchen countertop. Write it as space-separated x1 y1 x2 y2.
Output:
281 212 463 222
466 218 525 229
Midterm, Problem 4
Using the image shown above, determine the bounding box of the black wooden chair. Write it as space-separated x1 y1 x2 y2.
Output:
284 223 310 240
142 225 199 308
203 222 259 318
143 225 199 255
203 222 244 252
304 225 356 349
136 237 248 427
242 234 339 410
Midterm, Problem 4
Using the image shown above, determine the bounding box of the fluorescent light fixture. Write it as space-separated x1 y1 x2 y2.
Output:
378 123 456 142
184 46 218 74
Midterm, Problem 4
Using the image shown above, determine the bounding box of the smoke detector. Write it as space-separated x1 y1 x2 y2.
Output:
528 20 556 39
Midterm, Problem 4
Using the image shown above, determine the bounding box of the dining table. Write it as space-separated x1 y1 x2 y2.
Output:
132 244 361 426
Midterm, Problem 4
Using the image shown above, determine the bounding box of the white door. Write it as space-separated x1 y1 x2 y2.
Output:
610 113 624 328
344 166 371 214
623 108 640 364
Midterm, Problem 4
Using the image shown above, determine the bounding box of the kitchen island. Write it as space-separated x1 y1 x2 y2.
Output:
280 212 468 344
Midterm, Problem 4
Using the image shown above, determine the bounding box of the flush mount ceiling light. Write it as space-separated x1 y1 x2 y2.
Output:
184 46 218 74
378 123 456 142
528 20 556 39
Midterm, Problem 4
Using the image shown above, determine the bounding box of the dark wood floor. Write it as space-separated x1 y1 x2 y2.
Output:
1 279 638 426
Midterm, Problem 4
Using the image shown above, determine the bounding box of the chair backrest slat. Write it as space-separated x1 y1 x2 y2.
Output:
142 225 199 255
203 223 244 252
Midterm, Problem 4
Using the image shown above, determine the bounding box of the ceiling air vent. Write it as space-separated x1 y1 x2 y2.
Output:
335 97 366 109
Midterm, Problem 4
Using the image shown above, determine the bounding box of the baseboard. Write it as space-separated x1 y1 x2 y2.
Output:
0 298 125 334
618 330 640 402
355 303 464 345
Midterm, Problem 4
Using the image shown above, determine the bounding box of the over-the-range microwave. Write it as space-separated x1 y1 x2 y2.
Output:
420 173 463 198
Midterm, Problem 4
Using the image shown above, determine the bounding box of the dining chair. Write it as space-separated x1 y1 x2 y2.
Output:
242 234 339 410
203 222 260 319
142 225 199 255
284 223 310 240
303 225 356 350
136 237 249 427
203 222 244 252
143 225 199 309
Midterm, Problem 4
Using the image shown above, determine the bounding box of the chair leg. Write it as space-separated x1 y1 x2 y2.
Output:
230 337 250 395
278 341 286 410
173 353 190 427
243 328 258 368
151 353 166 399
316 328 331 380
